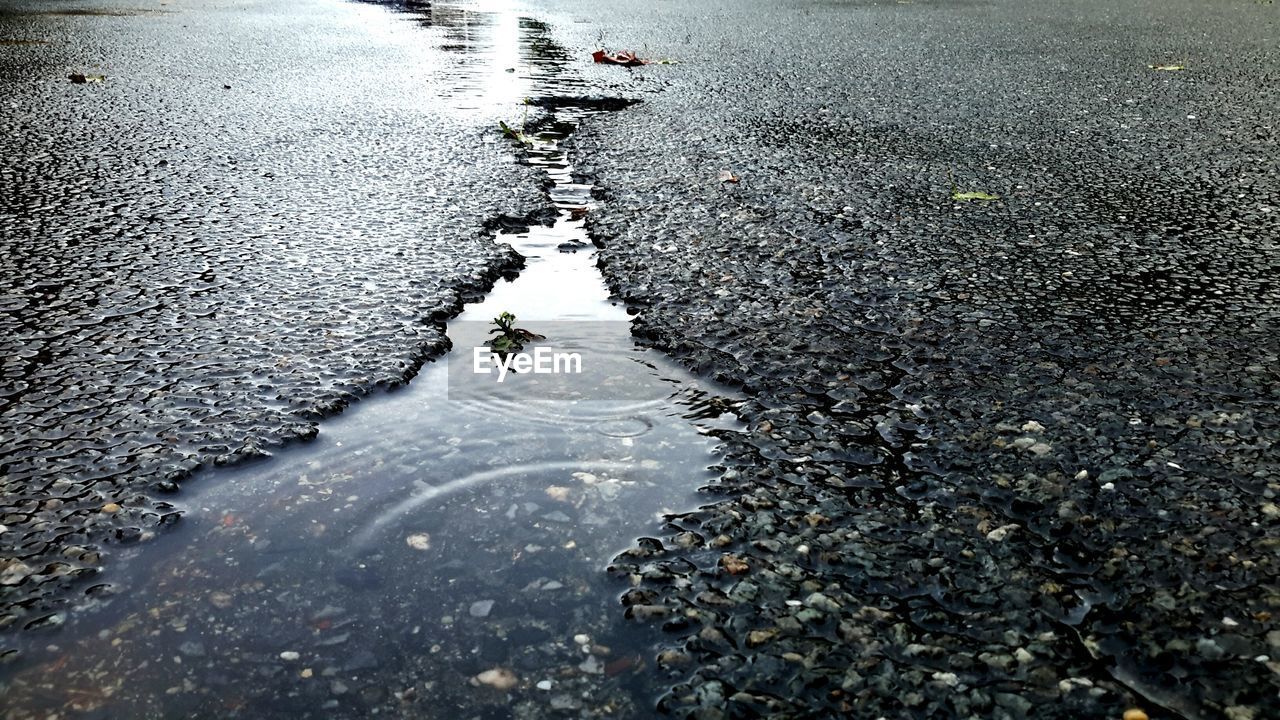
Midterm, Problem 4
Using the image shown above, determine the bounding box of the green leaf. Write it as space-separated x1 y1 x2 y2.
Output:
490 311 541 355
498 121 530 146
952 190 1000 202
491 335 519 354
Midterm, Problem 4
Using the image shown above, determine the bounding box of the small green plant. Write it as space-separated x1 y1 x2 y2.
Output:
488 312 544 356
947 168 1000 203
498 101 534 146
499 120 530 146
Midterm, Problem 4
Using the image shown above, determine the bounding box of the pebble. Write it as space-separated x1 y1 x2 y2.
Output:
932 671 960 687
720 555 750 574
1123 710 1149 720
674 532 702 548
475 667 518 690
0 562 33 586
573 633 591 645
536 680 553 691
699 626 728 645
469 600 495 618
1197 637 1225 660
657 649 691 666
405 533 431 551
986 524 1019 542
1059 677 1094 693
279 651 300 662
804 592 841 612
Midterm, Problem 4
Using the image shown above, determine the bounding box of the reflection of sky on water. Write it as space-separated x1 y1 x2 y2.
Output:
402 0 532 112
0 3 742 716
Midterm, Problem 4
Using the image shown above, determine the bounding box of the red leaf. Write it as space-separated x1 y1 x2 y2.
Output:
592 47 650 67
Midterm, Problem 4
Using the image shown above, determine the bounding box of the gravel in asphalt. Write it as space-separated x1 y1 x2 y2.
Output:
2 0 1278 717
532 0 1280 717
0 0 544 640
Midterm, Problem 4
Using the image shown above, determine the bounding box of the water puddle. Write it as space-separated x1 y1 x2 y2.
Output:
0 3 742 718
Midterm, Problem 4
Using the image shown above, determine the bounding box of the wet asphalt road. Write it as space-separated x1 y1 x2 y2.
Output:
0 0 542 638
530 0 1280 718
3 0 1280 718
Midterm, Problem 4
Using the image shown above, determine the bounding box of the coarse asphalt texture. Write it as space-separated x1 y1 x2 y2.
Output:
532 0 1279 717
0 0 542 643
2 0 1279 718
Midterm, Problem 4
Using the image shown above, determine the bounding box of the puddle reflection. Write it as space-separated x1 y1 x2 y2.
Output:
0 2 742 717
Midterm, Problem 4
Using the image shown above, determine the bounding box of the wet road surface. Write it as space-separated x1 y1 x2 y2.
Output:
1 0 546 643
530 0 1280 718
2 53 745 714
3 0 1280 718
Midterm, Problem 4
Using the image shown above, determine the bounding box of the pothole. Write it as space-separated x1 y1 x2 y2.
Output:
0 4 744 718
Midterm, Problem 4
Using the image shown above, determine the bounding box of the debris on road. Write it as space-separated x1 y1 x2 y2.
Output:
499 120 531 146
946 169 999 202
951 189 1000 202
591 48 647 66
591 48 679 66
